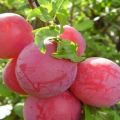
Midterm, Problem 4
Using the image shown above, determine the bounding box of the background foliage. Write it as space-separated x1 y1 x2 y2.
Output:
0 0 120 120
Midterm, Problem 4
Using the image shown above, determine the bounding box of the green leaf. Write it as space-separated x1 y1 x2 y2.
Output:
83 105 120 120
27 6 53 22
37 0 51 5
52 39 85 62
28 0 64 22
113 111 120 120
52 0 65 19
34 25 60 53
74 19 94 31
84 105 94 120
56 12 67 25
56 12 67 32
14 103 24 118
0 83 13 97
27 8 40 20
112 0 120 7
38 6 53 22
34 26 84 62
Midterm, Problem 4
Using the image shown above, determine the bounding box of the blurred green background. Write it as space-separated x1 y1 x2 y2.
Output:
0 0 120 120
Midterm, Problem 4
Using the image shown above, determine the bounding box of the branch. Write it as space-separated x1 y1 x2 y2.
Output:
28 0 40 9
27 0 48 28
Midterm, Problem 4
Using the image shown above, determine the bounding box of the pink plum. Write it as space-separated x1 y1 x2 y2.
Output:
60 25 86 55
0 13 34 58
16 42 77 98
71 57 120 107
3 59 26 94
24 91 81 120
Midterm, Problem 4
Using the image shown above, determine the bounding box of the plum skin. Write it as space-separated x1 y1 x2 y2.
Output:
24 91 81 120
71 57 120 107
60 25 86 55
3 59 26 94
16 42 77 98
0 13 34 58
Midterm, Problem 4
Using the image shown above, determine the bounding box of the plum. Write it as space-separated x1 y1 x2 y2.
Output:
0 13 34 58
24 91 81 120
16 42 77 98
60 25 86 55
71 57 120 107
3 59 26 94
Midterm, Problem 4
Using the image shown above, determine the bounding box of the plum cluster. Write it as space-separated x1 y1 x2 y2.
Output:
1 13 120 120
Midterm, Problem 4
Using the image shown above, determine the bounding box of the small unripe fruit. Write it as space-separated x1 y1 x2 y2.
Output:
71 57 120 107
0 13 34 58
24 91 81 120
3 59 26 94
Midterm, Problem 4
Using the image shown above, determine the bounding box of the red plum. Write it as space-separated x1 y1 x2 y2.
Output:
0 13 34 58
24 91 81 120
60 25 86 55
71 57 120 107
16 42 77 98
3 59 26 94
